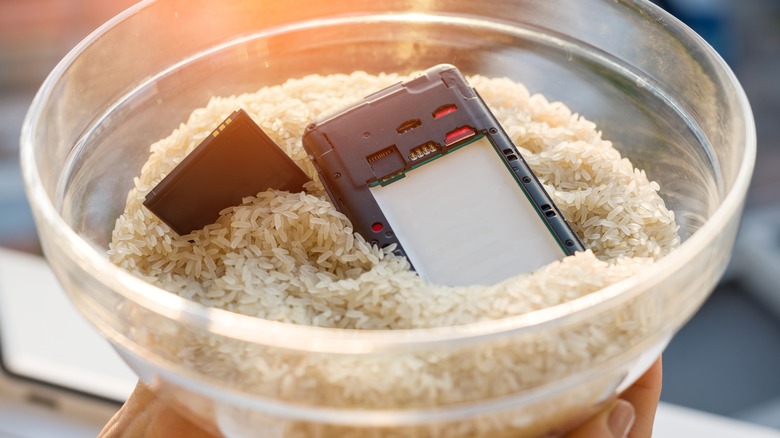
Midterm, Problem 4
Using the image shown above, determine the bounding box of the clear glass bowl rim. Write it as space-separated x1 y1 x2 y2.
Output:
20 0 757 354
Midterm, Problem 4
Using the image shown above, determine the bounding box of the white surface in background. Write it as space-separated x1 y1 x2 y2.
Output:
0 248 136 402
655 403 780 437
738 395 780 431
0 396 103 438
370 137 563 286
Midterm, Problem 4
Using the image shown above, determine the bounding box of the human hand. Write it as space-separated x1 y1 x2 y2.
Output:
98 381 216 438
100 358 661 438
566 358 663 438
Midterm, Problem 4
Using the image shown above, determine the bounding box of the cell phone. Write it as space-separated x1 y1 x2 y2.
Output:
0 248 137 433
303 64 584 286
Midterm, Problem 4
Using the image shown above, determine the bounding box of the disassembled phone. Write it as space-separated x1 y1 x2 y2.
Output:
303 64 585 286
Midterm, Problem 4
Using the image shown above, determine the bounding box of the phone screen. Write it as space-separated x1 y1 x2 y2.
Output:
0 248 136 404
369 136 564 285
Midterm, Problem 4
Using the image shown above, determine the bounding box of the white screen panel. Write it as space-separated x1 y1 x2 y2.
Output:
370 137 564 286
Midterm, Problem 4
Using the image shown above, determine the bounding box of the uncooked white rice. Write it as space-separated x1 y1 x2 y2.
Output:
109 72 678 329
108 71 680 436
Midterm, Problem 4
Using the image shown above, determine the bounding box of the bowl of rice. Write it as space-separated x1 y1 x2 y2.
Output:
20 0 755 437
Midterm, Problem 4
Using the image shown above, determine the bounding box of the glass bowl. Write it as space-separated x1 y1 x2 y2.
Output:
20 0 755 436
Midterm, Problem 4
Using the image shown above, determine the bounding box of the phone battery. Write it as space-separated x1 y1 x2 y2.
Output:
303 65 584 286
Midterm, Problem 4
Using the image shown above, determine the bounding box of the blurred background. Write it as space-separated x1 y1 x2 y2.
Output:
0 0 779 431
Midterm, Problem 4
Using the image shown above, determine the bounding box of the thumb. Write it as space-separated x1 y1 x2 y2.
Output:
565 399 636 438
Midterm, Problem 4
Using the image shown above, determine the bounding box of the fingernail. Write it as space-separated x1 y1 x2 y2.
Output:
608 400 636 438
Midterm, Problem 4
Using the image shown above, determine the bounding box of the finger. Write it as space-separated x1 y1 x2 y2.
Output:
99 381 214 438
99 381 154 438
565 399 636 438
621 358 663 438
